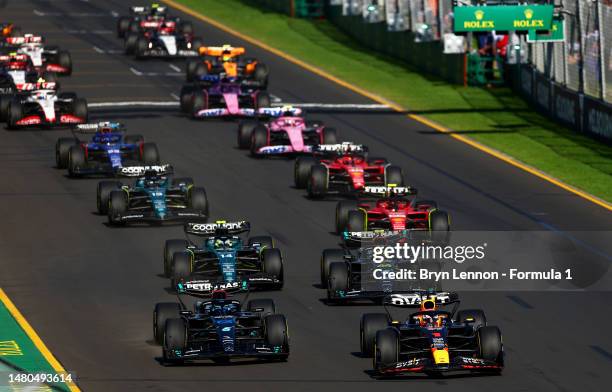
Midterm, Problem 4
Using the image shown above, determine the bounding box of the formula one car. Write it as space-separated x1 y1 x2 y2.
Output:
335 185 450 234
4 82 87 129
360 293 503 376
153 288 289 364
293 143 404 198
103 165 209 225
1 23 21 38
125 27 202 58
321 230 448 301
117 4 192 38
163 221 284 290
237 106 339 156
186 45 269 88
182 76 271 119
3 35 72 75
55 121 160 177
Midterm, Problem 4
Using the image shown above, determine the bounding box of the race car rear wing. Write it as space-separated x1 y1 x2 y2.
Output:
361 185 417 197
342 229 430 248
0 53 28 62
177 278 247 297
130 5 167 14
313 142 368 155
184 220 251 236
75 122 125 133
18 82 57 91
199 45 245 57
5 35 43 44
383 291 459 308
256 106 302 118
116 164 173 177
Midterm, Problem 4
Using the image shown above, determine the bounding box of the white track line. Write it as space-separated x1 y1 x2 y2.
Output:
92 46 105 54
170 93 180 101
129 67 143 76
111 11 119 17
168 64 181 72
89 101 179 108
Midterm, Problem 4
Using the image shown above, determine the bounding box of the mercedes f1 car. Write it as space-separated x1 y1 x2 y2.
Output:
293 143 404 198
163 221 284 290
103 165 209 225
2 35 72 75
335 185 450 234
153 288 289 364
360 293 503 376
181 76 271 119
4 82 87 129
236 106 339 156
55 122 160 177
185 45 269 88
117 4 192 38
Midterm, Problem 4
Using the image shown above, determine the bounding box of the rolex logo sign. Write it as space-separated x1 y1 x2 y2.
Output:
464 9 494 29
524 8 534 19
475 10 484 20
514 8 544 28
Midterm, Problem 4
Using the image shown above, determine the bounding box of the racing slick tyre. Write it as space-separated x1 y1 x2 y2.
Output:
117 16 130 38
124 134 144 145
456 309 487 330
188 187 209 217
248 236 274 250
171 252 192 288
253 63 269 88
178 21 193 35
42 71 58 84
108 190 128 226
477 326 503 366
247 299 275 316
55 137 77 169
429 210 450 244
192 62 208 81
71 98 88 121
347 210 367 232
255 92 271 109
321 127 338 144
237 121 257 149
67 146 85 177
0 95 9 122
97 181 122 215
320 249 345 288
141 143 160 165
335 200 358 234
262 248 283 289
374 328 399 369
190 90 207 117
154 303 181 345
307 164 328 198
124 33 138 55
171 177 194 188
6 100 23 130
361 313 390 357
179 85 194 112
164 239 189 277
163 318 187 363
135 37 149 59
294 156 316 189
185 59 199 82
384 165 404 186
250 125 268 156
57 51 72 75
327 262 349 302
264 314 289 358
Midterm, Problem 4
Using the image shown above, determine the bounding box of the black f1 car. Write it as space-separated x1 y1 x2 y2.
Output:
153 287 289 364
163 221 283 290
360 292 503 376
101 165 209 225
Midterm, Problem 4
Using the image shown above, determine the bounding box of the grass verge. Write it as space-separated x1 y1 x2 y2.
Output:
173 0 612 203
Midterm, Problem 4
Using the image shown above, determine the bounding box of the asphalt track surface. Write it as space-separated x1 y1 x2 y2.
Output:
1 1 611 391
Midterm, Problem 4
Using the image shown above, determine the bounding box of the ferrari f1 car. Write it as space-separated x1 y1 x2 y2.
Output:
181 76 271 119
102 165 209 225
117 4 192 38
360 293 503 376
4 82 87 129
153 288 289 364
163 220 283 290
293 143 404 198
55 121 160 177
2 35 72 75
335 185 450 234
236 106 339 156
186 45 269 88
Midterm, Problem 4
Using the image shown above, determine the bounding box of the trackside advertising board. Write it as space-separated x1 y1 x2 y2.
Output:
453 4 554 32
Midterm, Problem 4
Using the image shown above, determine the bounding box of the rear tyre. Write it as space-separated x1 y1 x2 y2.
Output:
321 127 338 144
171 252 192 288
264 314 289 357
347 210 366 232
192 62 207 81
185 59 199 82
249 124 268 156
190 90 207 117
0 95 9 122
361 313 390 357
72 98 88 121
141 143 160 165
7 100 23 129
179 85 194 113
384 165 404 186
477 326 503 366
97 181 122 215
255 92 271 109
335 200 358 234
188 187 208 216
320 249 344 288
374 329 399 369
55 137 77 169
307 164 328 198
237 121 257 149
164 239 189 277
57 51 72 75
262 248 283 288
164 318 187 353
253 63 269 88
67 145 85 177
247 299 275 316
154 303 180 345
124 34 138 55
327 262 349 299
117 16 130 38
294 157 316 189
429 210 450 243
108 190 128 226
136 37 148 59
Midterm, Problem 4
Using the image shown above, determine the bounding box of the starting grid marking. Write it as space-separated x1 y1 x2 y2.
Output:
88 101 391 111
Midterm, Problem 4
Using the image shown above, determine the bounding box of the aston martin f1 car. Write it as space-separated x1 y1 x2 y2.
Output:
186 45 269 88
236 106 339 156
335 185 450 234
293 143 404 198
55 122 160 177
103 165 208 225
153 288 289 364
163 221 283 290
4 82 87 129
2 35 72 75
182 76 271 119
360 293 503 376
